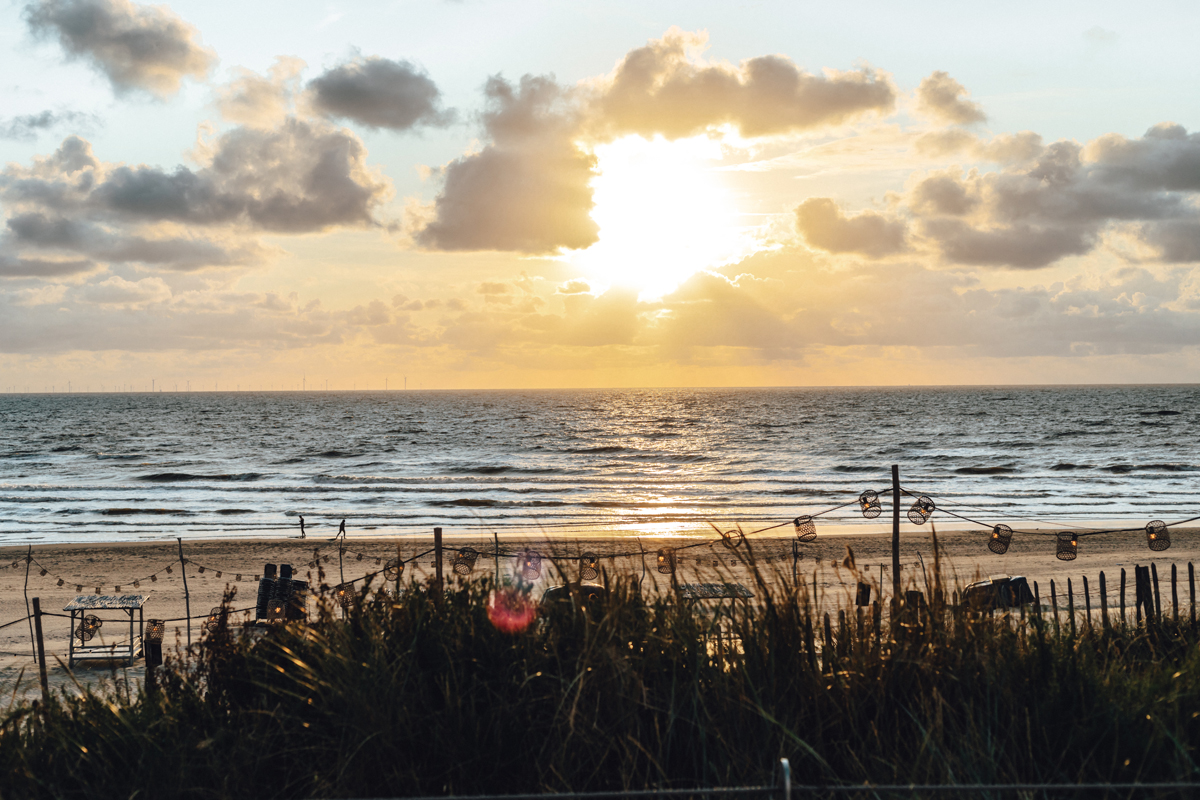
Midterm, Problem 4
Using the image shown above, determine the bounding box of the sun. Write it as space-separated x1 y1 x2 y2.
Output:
565 134 758 300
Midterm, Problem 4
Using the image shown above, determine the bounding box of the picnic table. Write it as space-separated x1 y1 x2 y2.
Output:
63 595 148 668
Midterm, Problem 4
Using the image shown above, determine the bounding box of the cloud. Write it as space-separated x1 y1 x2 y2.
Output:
0 110 98 141
415 74 598 254
593 28 895 139
914 70 986 125
24 0 216 98
895 126 1200 268
795 197 907 258
0 121 390 234
307 56 455 131
0 120 389 279
914 129 1043 163
215 57 304 128
5 212 267 270
0 253 93 277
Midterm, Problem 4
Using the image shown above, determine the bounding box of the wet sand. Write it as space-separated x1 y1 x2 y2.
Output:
3 527 1198 702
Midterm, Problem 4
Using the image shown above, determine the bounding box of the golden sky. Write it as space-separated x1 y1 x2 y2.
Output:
2 2 1200 390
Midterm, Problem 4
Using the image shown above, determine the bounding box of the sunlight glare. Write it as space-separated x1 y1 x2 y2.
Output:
568 135 757 300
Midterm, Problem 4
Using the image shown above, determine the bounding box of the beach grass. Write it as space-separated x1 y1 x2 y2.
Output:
1 551 1199 799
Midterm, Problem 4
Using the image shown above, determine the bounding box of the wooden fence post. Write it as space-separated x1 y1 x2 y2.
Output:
32 597 48 701
1082 575 1092 632
803 615 816 670
822 613 834 673
1051 580 1059 633
1099 572 1109 630
1171 564 1179 624
1190 562 1196 629
1067 578 1076 638
177 538 191 648
1151 563 1162 620
434 527 444 603
1120 568 1127 625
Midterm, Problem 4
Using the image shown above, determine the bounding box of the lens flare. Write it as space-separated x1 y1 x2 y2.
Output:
487 587 538 634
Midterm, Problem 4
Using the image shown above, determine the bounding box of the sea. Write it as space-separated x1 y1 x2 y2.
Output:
1 386 1198 545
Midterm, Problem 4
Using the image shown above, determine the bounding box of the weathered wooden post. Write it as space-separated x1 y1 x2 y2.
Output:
434 527 444 603
1171 564 1179 624
32 598 48 701
1082 575 1092 632
1067 578 1076 638
891 464 901 612
1051 580 1059 632
1099 571 1109 630
1120 568 1127 625
1147 563 1156 618
1190 562 1196 628
823 613 834 672
803 615 816 671
177 537 191 647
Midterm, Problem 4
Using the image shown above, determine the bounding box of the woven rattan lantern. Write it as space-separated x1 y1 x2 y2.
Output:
579 553 600 581
988 524 1013 555
720 529 745 549
75 625 95 642
859 490 882 519
145 619 165 643
83 615 102 631
334 584 353 607
793 515 816 543
383 558 404 581
204 607 225 633
520 551 542 581
907 496 935 525
1146 520 1170 551
1056 531 1078 561
452 548 479 576
657 548 676 575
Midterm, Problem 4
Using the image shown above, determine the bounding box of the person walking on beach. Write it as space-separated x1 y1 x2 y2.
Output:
298 515 306 539
332 519 346 543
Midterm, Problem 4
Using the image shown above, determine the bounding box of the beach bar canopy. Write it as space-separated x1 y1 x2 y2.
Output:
63 595 147 668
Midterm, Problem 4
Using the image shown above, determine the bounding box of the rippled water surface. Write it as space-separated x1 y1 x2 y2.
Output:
1 387 1198 544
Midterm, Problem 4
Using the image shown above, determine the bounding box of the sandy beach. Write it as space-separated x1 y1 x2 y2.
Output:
3 527 1199 701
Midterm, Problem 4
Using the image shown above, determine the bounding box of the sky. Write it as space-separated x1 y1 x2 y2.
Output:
2 0 1200 391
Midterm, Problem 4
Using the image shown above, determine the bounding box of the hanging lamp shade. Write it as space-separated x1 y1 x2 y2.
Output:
83 615 102 631
145 619 165 643
720 529 746 549
907 496 935 525
334 584 353 607
453 547 479 576
1146 520 1170 551
793 515 817 543
859 490 882 519
383 558 404 581
75 625 95 643
657 548 676 575
579 553 600 581
1056 531 1078 561
988 524 1013 555
520 550 542 581
204 607 225 633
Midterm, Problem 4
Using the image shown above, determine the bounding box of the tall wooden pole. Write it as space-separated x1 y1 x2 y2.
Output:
177 538 191 647
32 597 48 700
434 527 443 601
891 465 901 603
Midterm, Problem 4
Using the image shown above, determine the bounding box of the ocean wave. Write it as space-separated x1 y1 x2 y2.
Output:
567 446 629 454
101 508 195 515
832 465 880 473
137 472 267 482
954 465 1018 475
